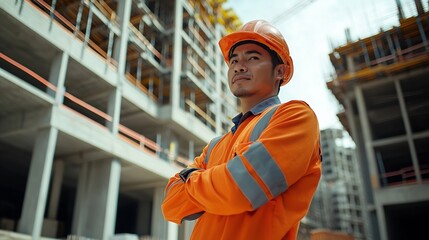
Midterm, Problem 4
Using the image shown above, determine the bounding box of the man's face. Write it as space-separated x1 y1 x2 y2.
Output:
227 43 282 100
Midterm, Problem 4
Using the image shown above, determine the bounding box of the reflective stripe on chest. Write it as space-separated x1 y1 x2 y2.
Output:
204 105 280 165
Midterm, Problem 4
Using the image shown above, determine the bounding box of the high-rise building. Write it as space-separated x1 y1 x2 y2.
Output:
304 129 366 240
327 1 429 239
0 0 240 239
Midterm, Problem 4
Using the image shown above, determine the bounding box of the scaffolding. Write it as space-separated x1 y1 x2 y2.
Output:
328 11 429 98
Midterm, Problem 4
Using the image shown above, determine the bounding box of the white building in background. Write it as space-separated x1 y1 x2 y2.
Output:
305 129 367 240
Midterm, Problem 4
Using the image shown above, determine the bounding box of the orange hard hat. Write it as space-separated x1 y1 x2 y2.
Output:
218 20 294 86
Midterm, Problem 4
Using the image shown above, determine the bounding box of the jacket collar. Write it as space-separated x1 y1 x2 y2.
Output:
231 96 280 133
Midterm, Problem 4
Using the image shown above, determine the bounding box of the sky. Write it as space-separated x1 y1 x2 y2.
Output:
224 0 427 130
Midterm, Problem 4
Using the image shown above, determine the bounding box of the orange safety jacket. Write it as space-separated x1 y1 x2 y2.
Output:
162 99 322 240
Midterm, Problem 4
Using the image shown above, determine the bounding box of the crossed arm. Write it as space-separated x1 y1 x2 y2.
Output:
161 101 320 224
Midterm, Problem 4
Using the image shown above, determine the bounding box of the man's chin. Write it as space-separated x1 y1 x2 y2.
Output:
232 91 252 98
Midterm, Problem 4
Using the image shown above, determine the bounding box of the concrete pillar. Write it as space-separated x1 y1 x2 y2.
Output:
47 160 64 219
159 128 172 161
355 86 383 240
152 187 178 240
346 55 355 73
107 0 131 134
375 203 387 240
113 0 131 73
106 88 122 134
171 0 184 108
156 132 162 158
102 159 121 240
190 90 195 115
394 79 421 182
18 127 58 239
188 140 195 161
47 52 68 104
355 86 379 189
72 159 121 240
71 160 88 234
343 97 375 240
41 159 64 238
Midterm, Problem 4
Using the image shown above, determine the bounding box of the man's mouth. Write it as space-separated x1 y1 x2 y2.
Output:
232 74 250 84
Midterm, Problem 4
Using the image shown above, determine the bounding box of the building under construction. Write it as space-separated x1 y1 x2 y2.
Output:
0 0 240 239
327 1 429 239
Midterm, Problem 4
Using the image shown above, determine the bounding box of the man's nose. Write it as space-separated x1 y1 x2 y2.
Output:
234 62 247 73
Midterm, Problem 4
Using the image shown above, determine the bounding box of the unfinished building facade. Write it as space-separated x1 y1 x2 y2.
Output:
327 1 429 239
0 0 240 239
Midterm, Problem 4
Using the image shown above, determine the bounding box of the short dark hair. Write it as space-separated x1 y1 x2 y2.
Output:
228 40 283 68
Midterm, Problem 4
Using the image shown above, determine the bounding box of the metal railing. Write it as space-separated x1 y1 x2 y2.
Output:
0 52 163 159
29 0 118 67
381 164 429 186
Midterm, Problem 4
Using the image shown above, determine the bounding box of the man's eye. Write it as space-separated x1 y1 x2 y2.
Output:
249 56 258 60
230 59 238 64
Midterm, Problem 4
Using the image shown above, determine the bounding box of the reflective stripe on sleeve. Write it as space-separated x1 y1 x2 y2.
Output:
204 135 222 164
227 156 268 209
244 141 288 198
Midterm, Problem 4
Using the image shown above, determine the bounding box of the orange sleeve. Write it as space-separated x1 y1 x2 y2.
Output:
161 143 208 224
183 101 321 215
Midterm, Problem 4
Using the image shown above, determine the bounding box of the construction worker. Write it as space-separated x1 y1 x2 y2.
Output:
162 20 322 239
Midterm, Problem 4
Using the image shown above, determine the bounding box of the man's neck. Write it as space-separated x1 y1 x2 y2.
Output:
239 95 276 113
240 101 256 114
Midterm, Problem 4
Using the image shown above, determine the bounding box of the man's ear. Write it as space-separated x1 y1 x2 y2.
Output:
275 64 286 80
